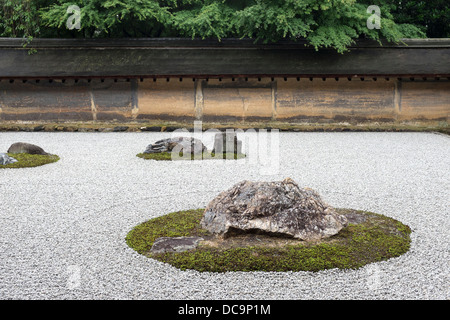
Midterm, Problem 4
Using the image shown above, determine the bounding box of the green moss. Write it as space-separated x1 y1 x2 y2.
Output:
0 153 60 169
1 120 448 133
126 208 412 272
136 152 246 161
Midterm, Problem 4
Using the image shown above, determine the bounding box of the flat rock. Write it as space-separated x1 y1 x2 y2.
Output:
342 210 368 224
7 142 49 155
150 236 204 254
144 137 207 155
0 153 18 165
201 178 348 241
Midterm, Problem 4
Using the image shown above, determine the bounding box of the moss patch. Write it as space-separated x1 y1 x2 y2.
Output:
126 208 412 272
0 153 60 169
136 152 246 161
0 120 448 134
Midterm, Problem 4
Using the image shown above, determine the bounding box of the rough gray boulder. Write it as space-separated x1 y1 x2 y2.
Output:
212 132 242 154
150 236 204 254
7 142 49 155
0 153 18 165
144 137 206 155
201 178 348 241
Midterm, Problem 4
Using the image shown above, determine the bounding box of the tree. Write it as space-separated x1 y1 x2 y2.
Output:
387 0 450 38
2 0 445 53
0 0 41 38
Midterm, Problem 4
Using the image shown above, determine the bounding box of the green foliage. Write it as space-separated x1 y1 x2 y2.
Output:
372 0 449 38
0 0 40 37
1 0 445 52
126 208 412 272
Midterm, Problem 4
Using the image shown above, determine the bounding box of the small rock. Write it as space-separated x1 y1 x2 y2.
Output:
113 126 129 132
164 126 178 132
0 153 18 165
33 125 45 132
150 237 204 253
342 210 367 225
140 126 161 132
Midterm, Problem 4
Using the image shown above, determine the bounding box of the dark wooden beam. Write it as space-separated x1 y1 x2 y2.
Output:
0 38 449 78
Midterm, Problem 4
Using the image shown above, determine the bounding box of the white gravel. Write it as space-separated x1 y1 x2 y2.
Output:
0 131 448 300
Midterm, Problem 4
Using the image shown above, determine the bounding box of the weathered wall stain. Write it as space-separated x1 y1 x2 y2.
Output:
201 79 273 121
399 81 449 120
136 78 195 121
0 77 448 123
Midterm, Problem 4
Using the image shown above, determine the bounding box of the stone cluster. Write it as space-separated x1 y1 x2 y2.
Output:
1 142 50 166
143 137 207 155
143 132 243 156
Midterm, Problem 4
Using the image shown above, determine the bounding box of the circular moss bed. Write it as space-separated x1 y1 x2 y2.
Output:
136 152 246 161
126 208 411 272
0 153 60 169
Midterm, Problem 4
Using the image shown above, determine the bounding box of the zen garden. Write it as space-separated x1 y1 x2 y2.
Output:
0 0 448 304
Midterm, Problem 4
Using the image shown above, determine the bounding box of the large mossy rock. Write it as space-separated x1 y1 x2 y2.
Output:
201 178 348 241
126 207 412 272
7 142 49 155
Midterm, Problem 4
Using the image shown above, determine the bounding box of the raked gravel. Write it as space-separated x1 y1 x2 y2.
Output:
0 131 448 300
